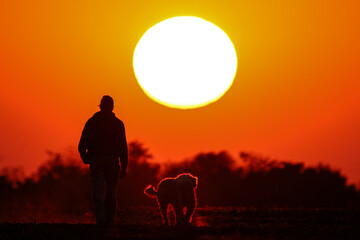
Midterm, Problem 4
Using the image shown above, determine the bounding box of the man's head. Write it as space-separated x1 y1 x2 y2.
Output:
100 95 114 112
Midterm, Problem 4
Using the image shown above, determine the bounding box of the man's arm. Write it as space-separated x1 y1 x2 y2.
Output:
78 121 90 164
118 121 128 177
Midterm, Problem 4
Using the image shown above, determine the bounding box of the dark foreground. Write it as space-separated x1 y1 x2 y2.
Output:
1 207 359 239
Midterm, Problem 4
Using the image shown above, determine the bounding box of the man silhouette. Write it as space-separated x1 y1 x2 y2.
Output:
78 95 128 225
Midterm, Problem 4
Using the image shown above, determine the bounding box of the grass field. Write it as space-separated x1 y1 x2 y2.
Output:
0 207 359 239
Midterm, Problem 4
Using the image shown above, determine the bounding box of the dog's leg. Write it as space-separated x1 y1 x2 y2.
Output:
174 203 185 225
159 200 169 225
184 199 195 223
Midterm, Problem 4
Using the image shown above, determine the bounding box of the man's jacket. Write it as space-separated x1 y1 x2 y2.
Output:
78 111 128 169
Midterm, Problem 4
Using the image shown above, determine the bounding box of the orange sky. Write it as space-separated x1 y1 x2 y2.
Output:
1 0 359 184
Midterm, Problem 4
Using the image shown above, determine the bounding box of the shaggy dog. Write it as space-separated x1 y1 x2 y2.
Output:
144 173 198 225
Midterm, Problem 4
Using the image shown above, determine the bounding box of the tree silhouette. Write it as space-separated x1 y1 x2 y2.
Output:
163 151 359 207
0 143 359 220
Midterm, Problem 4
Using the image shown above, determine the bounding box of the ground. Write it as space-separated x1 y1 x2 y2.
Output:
0 207 359 239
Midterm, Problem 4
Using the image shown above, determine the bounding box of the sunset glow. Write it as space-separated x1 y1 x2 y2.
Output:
0 0 359 186
133 16 237 109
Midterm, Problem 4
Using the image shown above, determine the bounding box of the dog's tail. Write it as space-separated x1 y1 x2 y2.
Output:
144 185 158 198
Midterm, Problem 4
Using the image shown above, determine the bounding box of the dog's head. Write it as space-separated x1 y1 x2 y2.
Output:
176 173 198 189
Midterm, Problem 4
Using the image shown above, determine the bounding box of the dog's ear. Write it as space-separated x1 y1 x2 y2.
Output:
192 176 198 188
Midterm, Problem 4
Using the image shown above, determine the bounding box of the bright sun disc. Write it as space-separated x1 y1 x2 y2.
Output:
133 16 238 109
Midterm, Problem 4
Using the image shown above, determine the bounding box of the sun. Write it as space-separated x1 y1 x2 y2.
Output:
133 16 238 109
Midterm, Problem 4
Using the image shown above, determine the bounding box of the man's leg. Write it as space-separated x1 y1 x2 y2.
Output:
90 157 106 224
104 157 120 224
